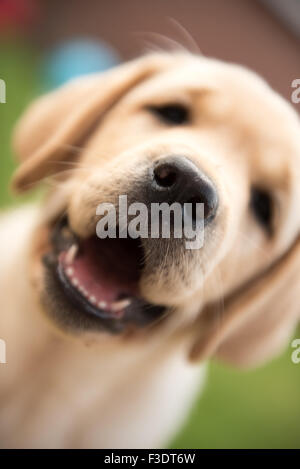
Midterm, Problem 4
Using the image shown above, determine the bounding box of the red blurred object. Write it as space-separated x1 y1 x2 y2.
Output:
0 0 38 31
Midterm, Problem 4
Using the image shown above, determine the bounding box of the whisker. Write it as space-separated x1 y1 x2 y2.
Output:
168 17 202 55
24 168 87 193
57 143 86 154
52 159 95 170
133 31 188 53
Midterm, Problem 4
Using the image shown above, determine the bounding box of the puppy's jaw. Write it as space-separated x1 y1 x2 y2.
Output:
12 52 300 368
30 214 167 336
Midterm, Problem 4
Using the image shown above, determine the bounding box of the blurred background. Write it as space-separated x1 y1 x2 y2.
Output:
0 0 299 448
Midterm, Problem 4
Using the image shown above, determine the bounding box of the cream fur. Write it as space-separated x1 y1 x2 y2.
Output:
0 53 299 448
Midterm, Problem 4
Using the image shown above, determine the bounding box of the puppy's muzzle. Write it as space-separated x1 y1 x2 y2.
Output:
42 155 219 333
149 155 218 224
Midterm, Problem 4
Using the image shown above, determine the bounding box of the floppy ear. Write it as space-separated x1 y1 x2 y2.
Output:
12 54 169 192
189 236 300 368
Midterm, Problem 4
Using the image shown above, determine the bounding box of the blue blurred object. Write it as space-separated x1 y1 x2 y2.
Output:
42 38 120 89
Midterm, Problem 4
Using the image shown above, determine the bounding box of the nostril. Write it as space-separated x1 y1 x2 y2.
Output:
153 163 177 188
151 156 218 223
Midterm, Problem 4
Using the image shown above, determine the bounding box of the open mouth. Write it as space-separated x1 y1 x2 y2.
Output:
43 217 165 333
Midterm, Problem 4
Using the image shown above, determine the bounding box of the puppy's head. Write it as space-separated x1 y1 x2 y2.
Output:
12 53 300 366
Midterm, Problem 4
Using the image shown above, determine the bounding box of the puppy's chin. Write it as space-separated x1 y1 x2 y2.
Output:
31 216 167 336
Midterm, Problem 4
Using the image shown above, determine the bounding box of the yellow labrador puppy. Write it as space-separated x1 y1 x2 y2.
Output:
0 53 300 448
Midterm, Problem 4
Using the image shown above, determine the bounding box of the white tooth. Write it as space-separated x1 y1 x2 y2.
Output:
65 244 78 264
71 278 79 287
98 301 107 309
66 267 74 277
89 296 96 304
82 288 88 296
110 298 131 312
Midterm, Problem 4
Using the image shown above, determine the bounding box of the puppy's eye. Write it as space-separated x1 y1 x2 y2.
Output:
148 104 190 125
250 187 273 234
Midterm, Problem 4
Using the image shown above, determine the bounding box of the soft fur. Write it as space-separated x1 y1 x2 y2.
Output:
0 53 299 448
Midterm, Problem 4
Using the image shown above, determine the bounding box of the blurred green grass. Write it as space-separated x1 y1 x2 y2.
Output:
173 351 300 448
0 39 39 207
0 39 299 449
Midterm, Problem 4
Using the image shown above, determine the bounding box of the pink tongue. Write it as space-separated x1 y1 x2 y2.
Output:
59 236 141 304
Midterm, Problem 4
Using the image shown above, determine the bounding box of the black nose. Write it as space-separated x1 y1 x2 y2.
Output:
151 156 218 223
